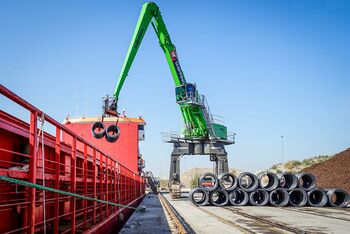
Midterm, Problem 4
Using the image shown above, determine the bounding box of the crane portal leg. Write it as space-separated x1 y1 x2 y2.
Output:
210 155 229 175
168 141 229 199
168 155 181 198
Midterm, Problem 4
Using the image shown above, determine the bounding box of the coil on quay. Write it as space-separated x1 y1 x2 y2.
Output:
269 188 290 207
189 171 349 208
238 172 259 192
257 172 279 191
189 187 209 206
296 173 316 191
307 188 328 207
277 172 298 190
249 189 269 206
289 188 308 207
326 189 349 207
218 173 238 191
229 188 249 206
209 189 229 207
198 172 219 191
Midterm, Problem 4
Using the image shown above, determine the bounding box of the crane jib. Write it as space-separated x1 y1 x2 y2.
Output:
134 29 144 49
170 50 186 85
112 2 229 140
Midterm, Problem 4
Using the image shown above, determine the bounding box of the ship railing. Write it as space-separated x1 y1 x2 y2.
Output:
0 84 145 234
227 132 236 144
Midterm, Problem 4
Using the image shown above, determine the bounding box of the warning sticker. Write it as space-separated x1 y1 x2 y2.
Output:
170 50 185 84
170 50 177 62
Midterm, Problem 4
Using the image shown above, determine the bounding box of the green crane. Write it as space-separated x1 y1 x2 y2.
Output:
112 2 228 141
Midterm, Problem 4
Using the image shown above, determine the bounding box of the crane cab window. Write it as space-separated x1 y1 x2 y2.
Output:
175 85 186 102
185 83 196 99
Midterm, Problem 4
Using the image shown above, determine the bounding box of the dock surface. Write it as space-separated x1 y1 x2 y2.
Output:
120 193 174 233
122 191 350 233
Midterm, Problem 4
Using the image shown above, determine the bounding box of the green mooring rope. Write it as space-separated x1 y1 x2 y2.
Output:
0 176 144 211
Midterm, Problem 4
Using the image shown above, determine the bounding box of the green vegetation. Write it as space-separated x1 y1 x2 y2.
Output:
269 155 332 173
284 160 302 170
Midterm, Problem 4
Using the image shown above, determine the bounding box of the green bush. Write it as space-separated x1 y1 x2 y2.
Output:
285 160 301 170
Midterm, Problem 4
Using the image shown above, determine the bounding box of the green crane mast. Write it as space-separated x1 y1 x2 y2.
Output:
112 2 228 141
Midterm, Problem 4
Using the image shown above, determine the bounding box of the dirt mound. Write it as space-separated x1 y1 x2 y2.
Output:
302 148 350 193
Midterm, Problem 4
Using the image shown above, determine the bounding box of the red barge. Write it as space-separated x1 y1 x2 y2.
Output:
0 84 146 233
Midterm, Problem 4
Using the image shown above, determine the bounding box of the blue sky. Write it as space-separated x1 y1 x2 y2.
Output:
1 1 349 177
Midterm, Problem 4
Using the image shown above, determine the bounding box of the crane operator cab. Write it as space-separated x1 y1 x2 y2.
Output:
175 83 200 105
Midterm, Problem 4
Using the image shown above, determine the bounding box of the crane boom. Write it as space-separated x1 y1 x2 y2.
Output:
114 2 185 98
113 2 228 141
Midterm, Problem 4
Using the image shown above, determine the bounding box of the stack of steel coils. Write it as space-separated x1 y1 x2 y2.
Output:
189 172 349 207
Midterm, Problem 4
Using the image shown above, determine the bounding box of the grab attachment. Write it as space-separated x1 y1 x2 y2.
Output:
91 95 121 143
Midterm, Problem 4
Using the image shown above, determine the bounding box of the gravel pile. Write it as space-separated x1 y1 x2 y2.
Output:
302 148 350 193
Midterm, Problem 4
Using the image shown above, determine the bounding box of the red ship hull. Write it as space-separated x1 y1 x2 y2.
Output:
0 85 145 233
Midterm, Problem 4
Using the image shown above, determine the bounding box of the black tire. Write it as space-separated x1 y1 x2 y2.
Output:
91 121 106 139
105 124 120 143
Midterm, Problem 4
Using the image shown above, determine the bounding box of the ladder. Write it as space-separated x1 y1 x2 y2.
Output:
144 171 159 194
200 95 216 139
